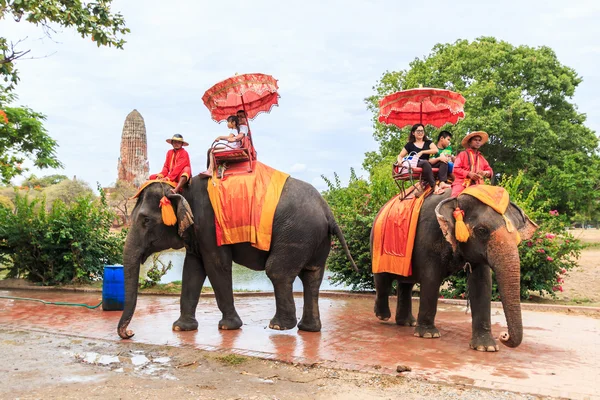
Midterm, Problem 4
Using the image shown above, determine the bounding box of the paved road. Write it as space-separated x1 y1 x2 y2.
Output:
0 289 598 399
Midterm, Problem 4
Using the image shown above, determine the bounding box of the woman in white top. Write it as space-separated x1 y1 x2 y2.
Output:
237 110 249 136
199 115 245 177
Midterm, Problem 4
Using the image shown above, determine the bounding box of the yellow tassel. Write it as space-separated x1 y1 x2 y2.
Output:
453 207 470 242
159 196 177 226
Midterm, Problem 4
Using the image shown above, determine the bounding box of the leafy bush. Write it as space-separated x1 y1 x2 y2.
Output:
323 164 397 291
441 172 583 300
0 187 126 285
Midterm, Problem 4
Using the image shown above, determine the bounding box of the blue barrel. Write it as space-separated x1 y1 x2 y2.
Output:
102 265 125 311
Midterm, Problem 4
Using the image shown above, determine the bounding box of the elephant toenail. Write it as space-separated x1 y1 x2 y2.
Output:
414 332 420 337
476 345 485 351
173 326 181 331
487 346 497 352
433 333 440 338
423 333 433 338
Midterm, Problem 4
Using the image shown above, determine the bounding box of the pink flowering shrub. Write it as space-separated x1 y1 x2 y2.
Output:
442 172 583 300
518 210 582 298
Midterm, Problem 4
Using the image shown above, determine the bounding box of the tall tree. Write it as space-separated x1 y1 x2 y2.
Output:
0 0 130 183
365 37 600 217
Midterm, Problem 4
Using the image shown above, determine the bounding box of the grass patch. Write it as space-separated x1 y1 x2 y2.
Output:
215 354 248 366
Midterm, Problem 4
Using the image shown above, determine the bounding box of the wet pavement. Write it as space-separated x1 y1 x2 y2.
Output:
0 289 598 399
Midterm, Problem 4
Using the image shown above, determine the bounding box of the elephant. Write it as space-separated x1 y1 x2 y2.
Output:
372 189 537 351
117 176 357 339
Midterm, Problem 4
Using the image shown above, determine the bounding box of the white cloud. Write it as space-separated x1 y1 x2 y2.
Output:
1 0 599 190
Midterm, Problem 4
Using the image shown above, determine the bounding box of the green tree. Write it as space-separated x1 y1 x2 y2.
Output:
0 187 125 285
365 37 600 218
1 0 130 183
42 178 94 206
108 180 137 226
21 173 69 188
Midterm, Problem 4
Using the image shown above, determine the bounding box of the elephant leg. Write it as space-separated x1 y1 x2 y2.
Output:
396 282 416 326
415 269 442 338
265 255 300 331
297 266 325 332
374 273 394 321
468 264 499 352
205 251 243 330
173 253 205 331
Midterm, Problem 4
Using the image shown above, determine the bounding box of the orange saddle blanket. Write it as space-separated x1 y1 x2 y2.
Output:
206 161 290 251
371 189 430 276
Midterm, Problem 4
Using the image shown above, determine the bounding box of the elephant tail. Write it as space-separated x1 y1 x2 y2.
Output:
329 217 359 273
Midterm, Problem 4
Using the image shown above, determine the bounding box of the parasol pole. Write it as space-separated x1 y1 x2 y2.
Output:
240 93 255 148
420 102 423 124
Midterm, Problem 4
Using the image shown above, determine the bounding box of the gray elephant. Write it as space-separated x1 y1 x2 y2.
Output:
372 188 537 351
118 177 357 339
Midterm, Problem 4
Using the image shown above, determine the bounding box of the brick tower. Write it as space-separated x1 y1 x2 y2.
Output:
117 109 149 188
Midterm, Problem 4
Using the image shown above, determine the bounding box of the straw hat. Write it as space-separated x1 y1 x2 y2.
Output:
461 131 489 148
166 134 189 146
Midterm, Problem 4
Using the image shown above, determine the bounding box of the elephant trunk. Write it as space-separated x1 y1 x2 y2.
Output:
117 234 143 339
488 228 523 348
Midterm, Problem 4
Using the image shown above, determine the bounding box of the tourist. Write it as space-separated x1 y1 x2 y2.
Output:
396 123 443 196
237 110 249 136
200 115 244 178
451 131 493 197
428 130 453 190
149 134 192 193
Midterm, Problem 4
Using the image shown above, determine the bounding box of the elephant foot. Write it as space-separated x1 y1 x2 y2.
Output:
374 301 391 321
470 333 500 352
396 315 417 327
218 315 243 330
298 317 321 332
172 316 198 332
414 325 441 338
269 315 297 330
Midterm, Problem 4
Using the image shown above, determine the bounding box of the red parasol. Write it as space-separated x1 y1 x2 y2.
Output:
202 73 279 123
378 87 465 129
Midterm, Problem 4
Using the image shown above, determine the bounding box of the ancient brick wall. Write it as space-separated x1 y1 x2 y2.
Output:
117 109 149 188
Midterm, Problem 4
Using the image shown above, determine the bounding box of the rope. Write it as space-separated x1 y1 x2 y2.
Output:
0 295 102 309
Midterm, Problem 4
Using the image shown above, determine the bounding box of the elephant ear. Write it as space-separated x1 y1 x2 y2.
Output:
435 197 459 253
167 193 194 236
504 202 538 241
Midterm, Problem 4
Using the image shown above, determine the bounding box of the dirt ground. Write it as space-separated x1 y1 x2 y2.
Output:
552 229 600 305
0 328 541 400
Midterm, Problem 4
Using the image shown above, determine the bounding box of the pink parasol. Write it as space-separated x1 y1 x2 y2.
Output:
202 73 279 123
378 87 466 129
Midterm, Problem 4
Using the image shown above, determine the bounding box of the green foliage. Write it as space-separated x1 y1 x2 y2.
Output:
140 254 173 289
42 178 93 206
0 187 125 285
0 194 13 209
322 166 397 291
0 105 63 184
21 174 69 189
1 0 129 182
365 37 600 220
441 172 583 300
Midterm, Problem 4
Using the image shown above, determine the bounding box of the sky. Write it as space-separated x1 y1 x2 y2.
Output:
2 0 600 191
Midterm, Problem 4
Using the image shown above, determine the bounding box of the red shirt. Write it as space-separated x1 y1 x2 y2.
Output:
159 148 192 183
451 149 493 197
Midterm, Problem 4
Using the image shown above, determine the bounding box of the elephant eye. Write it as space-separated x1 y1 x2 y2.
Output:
142 216 151 225
476 226 489 236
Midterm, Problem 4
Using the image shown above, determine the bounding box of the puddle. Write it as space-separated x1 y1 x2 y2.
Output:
131 354 150 366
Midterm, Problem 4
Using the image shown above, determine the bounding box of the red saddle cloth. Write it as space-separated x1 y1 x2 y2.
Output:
206 161 290 251
371 188 431 276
